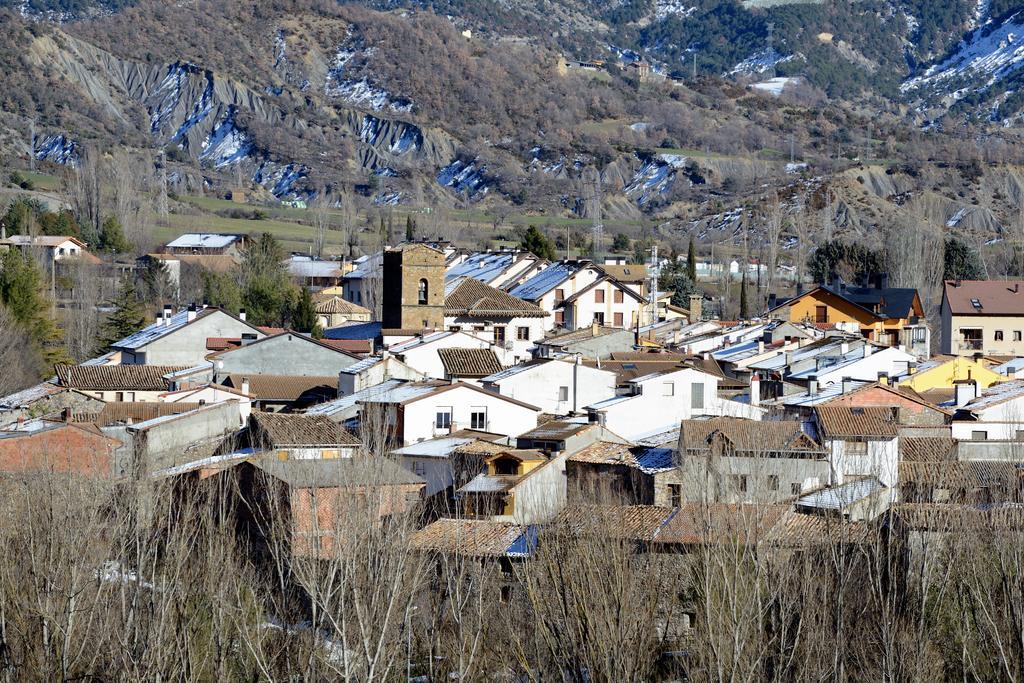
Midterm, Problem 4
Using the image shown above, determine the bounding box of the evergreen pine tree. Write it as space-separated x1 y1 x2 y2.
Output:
520 225 557 261
292 286 320 336
98 216 132 253
100 276 147 349
406 215 415 242
239 233 295 326
686 237 697 281
0 249 72 366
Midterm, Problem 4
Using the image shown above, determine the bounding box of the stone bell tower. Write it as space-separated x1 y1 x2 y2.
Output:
382 243 445 330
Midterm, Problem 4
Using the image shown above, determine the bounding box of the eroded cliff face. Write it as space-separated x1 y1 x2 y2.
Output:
18 27 460 200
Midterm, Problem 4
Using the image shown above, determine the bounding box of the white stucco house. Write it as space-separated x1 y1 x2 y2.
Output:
444 276 549 363
950 379 1024 441
158 383 254 424
788 344 917 387
360 381 541 445
814 406 899 488
586 365 763 441
482 358 618 415
388 330 500 379
508 261 605 331
559 276 647 330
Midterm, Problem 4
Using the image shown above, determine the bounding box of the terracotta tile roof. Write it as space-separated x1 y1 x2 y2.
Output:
453 439 508 456
655 504 787 545
899 460 1021 489
444 277 546 318
679 418 823 455
943 279 1024 315
318 339 372 355
411 518 525 557
607 351 687 362
206 337 241 351
814 406 898 439
894 503 1024 532
250 412 359 447
555 505 675 541
599 264 647 284
54 364 187 392
541 325 627 347
438 348 505 378
766 508 874 546
81 401 203 426
567 441 676 473
224 375 338 402
900 436 955 462
314 296 371 316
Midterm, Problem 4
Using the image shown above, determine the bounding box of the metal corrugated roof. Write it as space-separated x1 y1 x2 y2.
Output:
508 262 579 301
796 478 884 511
446 252 517 284
305 379 405 417
165 233 240 249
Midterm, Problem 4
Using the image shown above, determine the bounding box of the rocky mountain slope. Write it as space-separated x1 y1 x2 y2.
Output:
2 0 1024 258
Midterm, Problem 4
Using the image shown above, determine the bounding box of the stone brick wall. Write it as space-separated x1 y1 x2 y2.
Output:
0 425 116 477
382 245 445 330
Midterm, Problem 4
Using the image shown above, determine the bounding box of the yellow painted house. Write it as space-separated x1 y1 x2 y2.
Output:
769 282 930 355
897 355 1007 394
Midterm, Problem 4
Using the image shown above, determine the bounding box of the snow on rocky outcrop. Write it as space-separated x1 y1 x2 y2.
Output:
750 76 800 96
199 108 254 167
902 12 1024 102
728 48 798 76
325 43 413 113
624 153 690 205
437 159 490 198
34 134 78 166
654 0 696 20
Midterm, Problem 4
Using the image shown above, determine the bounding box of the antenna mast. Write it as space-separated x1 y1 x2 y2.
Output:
647 244 659 326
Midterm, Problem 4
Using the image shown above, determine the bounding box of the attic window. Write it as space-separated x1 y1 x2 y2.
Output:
971 298 983 310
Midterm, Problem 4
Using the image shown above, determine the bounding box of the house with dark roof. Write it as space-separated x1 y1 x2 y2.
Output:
940 279 1024 356
814 405 900 487
444 276 548 362
769 278 929 356
387 330 498 379
313 294 372 328
445 250 548 290
222 374 339 413
438 347 505 383
111 306 267 366
534 324 636 359
248 412 361 460
55 363 187 402
676 417 830 504
566 440 680 507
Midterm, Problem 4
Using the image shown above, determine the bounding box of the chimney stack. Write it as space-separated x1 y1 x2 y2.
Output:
877 371 889 385
239 308 246 322
688 294 702 322
841 376 855 394
954 379 977 407
808 376 818 396
162 304 173 326
749 372 761 407
241 377 251 396
187 304 198 323
591 321 600 337
62 407 72 423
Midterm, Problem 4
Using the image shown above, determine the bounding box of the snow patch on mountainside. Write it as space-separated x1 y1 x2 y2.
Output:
437 159 490 198
325 43 413 113
199 108 254 167
729 48 798 76
902 13 1024 97
624 154 690 205
34 134 78 166
654 1 696 20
